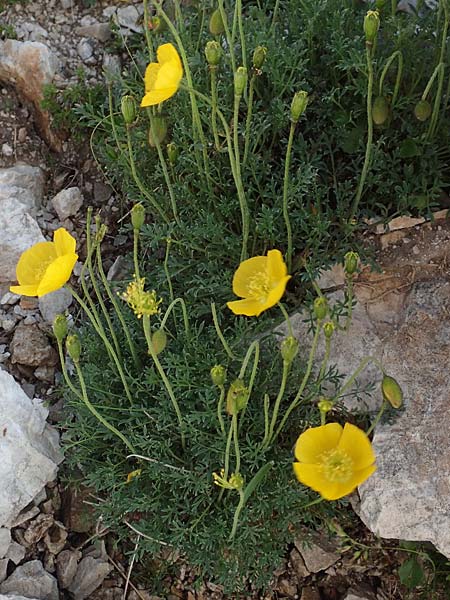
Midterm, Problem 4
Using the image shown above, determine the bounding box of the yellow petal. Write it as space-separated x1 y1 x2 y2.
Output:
338 423 376 470
232 256 267 297
265 275 291 308
157 43 182 71
294 423 343 463
140 86 178 107
9 284 40 297
144 62 160 92
226 298 265 317
53 228 76 257
37 253 78 297
267 249 288 282
15 241 57 285
155 60 182 90
293 462 341 500
319 464 377 500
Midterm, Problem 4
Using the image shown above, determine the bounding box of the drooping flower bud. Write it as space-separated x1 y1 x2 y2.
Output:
53 314 68 343
148 116 167 147
313 296 328 320
414 99 432 122
205 40 221 66
364 10 380 44
166 142 179 165
234 67 248 97
121 95 136 125
252 45 267 70
209 8 226 35
66 334 81 363
152 328 167 355
211 364 227 387
323 320 336 339
290 91 308 123
381 375 403 408
131 203 145 231
226 379 249 415
281 336 299 365
344 251 359 276
372 96 390 126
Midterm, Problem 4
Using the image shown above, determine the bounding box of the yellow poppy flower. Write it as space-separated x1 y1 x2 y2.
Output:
226 249 291 317
10 228 78 298
293 422 376 501
141 43 183 107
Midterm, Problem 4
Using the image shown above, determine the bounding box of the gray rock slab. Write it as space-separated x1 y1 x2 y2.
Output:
0 530 10 559
38 288 72 324
0 597 41 600
0 369 62 528
294 531 340 573
0 560 58 600
51 186 83 221
67 556 113 600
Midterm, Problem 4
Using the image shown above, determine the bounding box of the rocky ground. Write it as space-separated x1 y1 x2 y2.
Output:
0 0 449 599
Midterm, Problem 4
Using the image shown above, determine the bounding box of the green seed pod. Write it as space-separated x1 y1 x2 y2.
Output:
364 10 380 43
234 66 248 97
252 45 267 70
226 379 249 415
281 336 299 365
344 251 359 275
131 203 145 231
205 40 221 67
313 296 328 320
66 334 81 363
53 314 68 343
323 320 336 339
372 96 390 126
414 99 432 122
211 364 227 387
382 375 403 409
152 328 167 355
121 95 136 125
209 8 225 35
290 91 308 123
148 116 167 147
166 142 179 165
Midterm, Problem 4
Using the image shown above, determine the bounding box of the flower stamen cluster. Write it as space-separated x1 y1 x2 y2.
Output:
122 276 162 319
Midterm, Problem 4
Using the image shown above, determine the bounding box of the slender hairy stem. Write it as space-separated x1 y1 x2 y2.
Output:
319 335 331 382
57 340 83 401
236 0 247 70
229 490 245 541
133 228 141 281
219 422 234 501
366 400 387 436
218 0 236 74
143 0 154 62
263 394 270 444
233 92 249 261
279 302 294 337
270 0 281 31
350 43 375 220
108 85 125 154
142 314 185 449
160 298 190 338
344 276 354 332
428 2 449 138
211 302 235 359
210 67 221 151
263 360 290 448
217 385 226 438
282 121 297 271
378 50 403 106
126 125 170 223
237 340 259 427
243 74 256 165
232 413 241 474
74 359 135 453
163 238 174 305
335 355 385 399
391 0 397 17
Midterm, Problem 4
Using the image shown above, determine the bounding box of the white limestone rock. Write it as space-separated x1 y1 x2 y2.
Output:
0 369 62 528
51 186 83 221
0 560 59 600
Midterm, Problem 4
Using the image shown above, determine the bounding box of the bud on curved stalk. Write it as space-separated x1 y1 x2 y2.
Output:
148 16 165 33
226 379 249 415
313 296 328 321
372 96 390 126
234 66 248 97
205 40 221 67
209 8 225 35
414 99 432 122
364 10 380 44
121 95 136 125
323 320 336 339
131 203 145 231
166 142 179 165
211 364 227 387
148 116 167 147
152 328 167 355
53 314 68 343
344 251 359 276
381 375 403 408
280 336 299 365
252 45 267 70
66 334 81 363
290 91 308 123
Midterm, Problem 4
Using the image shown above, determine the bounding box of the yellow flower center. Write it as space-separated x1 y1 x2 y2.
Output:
320 448 353 484
248 272 271 303
35 255 55 280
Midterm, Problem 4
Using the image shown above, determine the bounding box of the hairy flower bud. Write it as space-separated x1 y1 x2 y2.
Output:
252 45 267 70
148 116 167 147
226 379 249 415
53 314 68 343
313 296 328 320
131 203 145 231
121 95 136 125
152 328 167 355
318 397 334 414
344 251 359 275
290 91 308 123
364 10 380 44
205 40 221 66
323 320 336 339
166 142 179 165
209 8 225 35
414 99 432 122
211 364 227 387
372 96 390 126
234 66 248 97
381 375 403 409
66 334 81 363
281 336 299 365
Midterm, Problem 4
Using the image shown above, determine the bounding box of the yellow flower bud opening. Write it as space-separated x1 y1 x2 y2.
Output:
66 334 81 363
131 203 145 231
211 364 227 387
313 296 328 320
141 43 183 108
53 314 68 343
205 40 221 67
364 10 380 44
290 91 308 123
344 251 359 275
121 95 136 125
226 379 249 415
